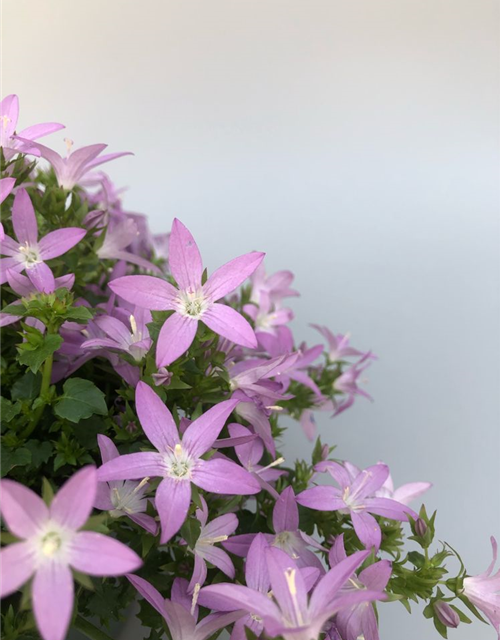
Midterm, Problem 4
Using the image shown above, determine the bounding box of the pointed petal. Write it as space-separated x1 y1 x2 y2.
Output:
0 177 16 204
169 218 203 291
32 562 74 640
108 275 178 310
203 304 257 348
0 258 23 284
127 574 167 617
129 512 158 535
310 549 370 616
156 312 198 367
265 547 308 626
328 534 348 567
194 459 260 495
189 554 208 592
0 542 35 597
203 252 265 302
156 477 191 544
202 513 238 540
50 466 97 530
229 423 264 468
25 140 64 175
199 583 280 620
364 498 416 521
315 461 353 490
200 546 235 579
38 228 86 260
359 560 392 591
16 122 65 141
97 452 167 482
273 486 299 533
351 511 382 550
296 486 345 511
392 482 432 506
221 533 257 557
97 434 119 463
26 262 55 293
183 399 239 458
0 479 48 538
0 234 20 256
0 95 19 135
234 400 275 456
351 464 390 500
69 531 142 575
246 533 270 592
84 151 133 171
136 381 180 452
165 601 197 640
12 188 37 245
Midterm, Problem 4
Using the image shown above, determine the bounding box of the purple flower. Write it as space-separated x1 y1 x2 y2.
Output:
201 545 385 640
187 496 238 592
0 94 64 159
94 435 158 535
463 536 500 635
312 325 369 363
224 486 325 571
97 381 260 543
249 264 299 305
0 467 142 640
128 574 244 640
24 138 132 190
96 217 161 273
82 306 152 362
0 188 86 288
332 351 374 416
0 176 16 205
329 534 391 640
297 462 417 550
108 218 265 367
344 461 432 506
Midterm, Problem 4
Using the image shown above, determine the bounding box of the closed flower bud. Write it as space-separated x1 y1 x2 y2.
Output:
434 601 460 628
415 518 428 537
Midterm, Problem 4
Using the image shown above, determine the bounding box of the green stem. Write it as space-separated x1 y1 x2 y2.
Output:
73 615 114 640
21 350 54 439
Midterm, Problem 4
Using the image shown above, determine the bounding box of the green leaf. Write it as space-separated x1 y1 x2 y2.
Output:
0 397 21 422
17 333 62 373
1 446 32 477
11 371 42 399
64 306 94 322
180 517 201 549
25 440 53 467
54 378 107 423
73 570 95 591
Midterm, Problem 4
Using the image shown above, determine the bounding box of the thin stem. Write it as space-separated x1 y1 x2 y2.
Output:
21 349 54 439
73 615 114 640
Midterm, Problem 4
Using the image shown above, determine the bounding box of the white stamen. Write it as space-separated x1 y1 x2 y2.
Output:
191 583 200 616
260 457 285 473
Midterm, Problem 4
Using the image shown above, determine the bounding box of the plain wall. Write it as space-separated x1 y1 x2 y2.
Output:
3 1 499 638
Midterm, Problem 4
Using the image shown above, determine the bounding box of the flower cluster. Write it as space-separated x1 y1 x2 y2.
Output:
1 94 498 640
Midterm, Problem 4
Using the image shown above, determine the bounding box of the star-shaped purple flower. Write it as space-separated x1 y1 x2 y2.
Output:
97 381 260 543
0 188 86 289
107 218 265 367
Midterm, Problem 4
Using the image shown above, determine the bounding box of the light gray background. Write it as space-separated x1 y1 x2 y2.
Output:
3 1 499 638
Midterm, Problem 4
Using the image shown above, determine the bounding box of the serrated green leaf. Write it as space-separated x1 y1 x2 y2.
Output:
17 333 62 373
1 397 21 422
54 378 107 423
1 446 32 477
11 371 42 399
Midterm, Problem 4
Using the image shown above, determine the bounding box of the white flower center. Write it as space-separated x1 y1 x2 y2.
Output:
165 443 194 480
177 289 208 319
34 521 72 565
41 531 62 557
18 242 42 267
110 478 149 515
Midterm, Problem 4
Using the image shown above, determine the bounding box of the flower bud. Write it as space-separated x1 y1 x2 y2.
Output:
152 367 173 387
434 601 460 628
415 518 428 537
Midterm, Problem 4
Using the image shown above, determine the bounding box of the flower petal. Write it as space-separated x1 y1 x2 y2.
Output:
135 381 180 452
246 533 270 592
188 553 208 593
26 262 55 293
169 218 203 291
203 252 265 302
69 531 142 575
0 542 35 597
97 452 167 482
12 188 37 245
265 547 308 627
32 562 74 640
359 559 392 591
350 464 390 500
199 583 280 620
156 312 198 367
0 177 16 204
203 304 257 348
392 482 432 506
50 466 97 530
273 486 299 533
108 275 178 310
351 511 382 550
127 574 167 617
364 497 416 522
183 399 239 458
202 513 238 540
16 122 65 141
156 477 191 544
296 486 345 511
38 228 86 260
194 459 260 495
0 479 49 538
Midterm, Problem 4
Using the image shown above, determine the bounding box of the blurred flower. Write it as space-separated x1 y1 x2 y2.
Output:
463 537 500 635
